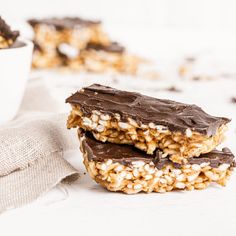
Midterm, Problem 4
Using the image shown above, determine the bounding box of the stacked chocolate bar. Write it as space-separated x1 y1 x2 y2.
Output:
66 84 235 193
28 17 141 74
0 16 19 49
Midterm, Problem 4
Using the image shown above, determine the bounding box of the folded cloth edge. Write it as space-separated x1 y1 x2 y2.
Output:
0 151 79 213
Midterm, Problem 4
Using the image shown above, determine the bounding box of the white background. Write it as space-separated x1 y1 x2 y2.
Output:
1 0 236 29
1 1 236 236
2 0 236 64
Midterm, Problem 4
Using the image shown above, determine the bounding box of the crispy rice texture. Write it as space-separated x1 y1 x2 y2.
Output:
68 106 227 164
82 152 233 194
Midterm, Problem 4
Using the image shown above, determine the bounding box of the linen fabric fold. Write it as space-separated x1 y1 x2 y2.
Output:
0 113 79 213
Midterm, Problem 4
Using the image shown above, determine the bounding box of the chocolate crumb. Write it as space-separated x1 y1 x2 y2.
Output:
231 97 236 103
192 76 201 81
165 86 182 93
185 57 196 63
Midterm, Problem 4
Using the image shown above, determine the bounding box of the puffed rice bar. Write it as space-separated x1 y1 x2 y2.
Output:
66 84 230 164
79 130 235 194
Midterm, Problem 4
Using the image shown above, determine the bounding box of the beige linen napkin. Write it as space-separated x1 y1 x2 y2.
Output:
0 78 79 213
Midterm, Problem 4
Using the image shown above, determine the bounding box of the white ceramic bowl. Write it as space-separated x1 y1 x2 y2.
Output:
0 38 33 124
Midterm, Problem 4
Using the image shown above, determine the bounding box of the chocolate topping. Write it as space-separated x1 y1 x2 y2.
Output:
80 131 235 169
28 17 100 30
66 84 230 136
0 16 19 42
86 42 125 53
188 148 236 168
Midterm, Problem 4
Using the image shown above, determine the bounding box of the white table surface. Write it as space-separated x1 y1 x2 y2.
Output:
1 28 236 236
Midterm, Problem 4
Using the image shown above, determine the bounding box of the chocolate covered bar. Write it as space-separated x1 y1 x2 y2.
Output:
28 17 109 51
66 84 230 164
0 16 19 49
28 17 141 73
28 17 109 68
69 42 141 74
79 130 235 194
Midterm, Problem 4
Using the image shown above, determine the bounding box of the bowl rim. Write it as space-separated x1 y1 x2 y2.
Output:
0 38 33 51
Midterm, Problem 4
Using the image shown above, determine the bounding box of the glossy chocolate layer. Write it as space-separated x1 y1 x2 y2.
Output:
0 16 19 42
28 17 100 30
86 42 125 53
79 131 235 169
66 84 230 136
